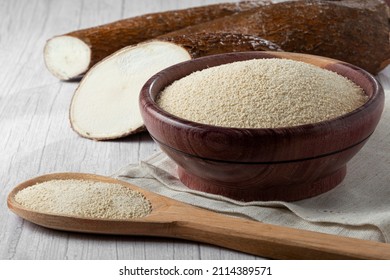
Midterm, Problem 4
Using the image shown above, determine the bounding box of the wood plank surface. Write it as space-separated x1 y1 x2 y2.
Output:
0 0 262 260
0 0 388 260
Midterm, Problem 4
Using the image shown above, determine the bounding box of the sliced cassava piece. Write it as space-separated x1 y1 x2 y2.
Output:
166 0 390 74
69 33 281 140
43 0 270 80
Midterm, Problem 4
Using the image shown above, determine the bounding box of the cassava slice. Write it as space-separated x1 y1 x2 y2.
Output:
44 0 270 80
69 33 281 140
165 0 390 74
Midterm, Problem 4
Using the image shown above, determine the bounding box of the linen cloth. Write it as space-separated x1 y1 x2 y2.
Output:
114 72 390 243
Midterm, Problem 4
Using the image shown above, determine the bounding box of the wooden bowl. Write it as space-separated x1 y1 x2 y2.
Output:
139 52 384 201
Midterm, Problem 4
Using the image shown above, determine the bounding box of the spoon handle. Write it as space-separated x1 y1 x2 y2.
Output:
172 209 390 259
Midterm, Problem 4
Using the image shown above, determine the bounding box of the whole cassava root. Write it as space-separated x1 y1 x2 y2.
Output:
166 0 390 74
69 33 281 140
43 0 270 80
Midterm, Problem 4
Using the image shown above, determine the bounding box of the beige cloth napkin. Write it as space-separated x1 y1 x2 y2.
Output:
114 83 390 244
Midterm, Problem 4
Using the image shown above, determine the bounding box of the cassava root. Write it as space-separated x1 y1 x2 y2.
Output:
44 0 270 80
165 0 390 74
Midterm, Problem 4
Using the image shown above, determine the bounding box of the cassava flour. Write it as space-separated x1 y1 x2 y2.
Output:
157 58 367 128
15 179 152 219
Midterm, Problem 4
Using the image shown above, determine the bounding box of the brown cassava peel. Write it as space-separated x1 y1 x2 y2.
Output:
166 0 390 74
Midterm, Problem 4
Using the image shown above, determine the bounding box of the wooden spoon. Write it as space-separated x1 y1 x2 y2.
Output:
7 172 390 260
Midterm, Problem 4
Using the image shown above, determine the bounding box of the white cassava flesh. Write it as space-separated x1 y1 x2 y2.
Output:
70 41 191 140
44 36 91 80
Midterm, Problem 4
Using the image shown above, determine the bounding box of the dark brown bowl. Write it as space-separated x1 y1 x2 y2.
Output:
139 51 384 201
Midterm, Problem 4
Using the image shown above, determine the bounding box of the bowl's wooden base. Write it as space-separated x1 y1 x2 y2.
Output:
178 165 346 202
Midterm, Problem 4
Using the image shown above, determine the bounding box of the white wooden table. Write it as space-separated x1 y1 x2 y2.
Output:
0 0 269 260
1 0 389 260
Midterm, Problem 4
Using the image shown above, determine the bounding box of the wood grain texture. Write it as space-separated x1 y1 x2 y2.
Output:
0 0 265 260
8 173 390 260
0 0 389 260
139 51 384 201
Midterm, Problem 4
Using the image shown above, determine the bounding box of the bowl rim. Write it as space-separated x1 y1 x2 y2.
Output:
141 51 382 134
